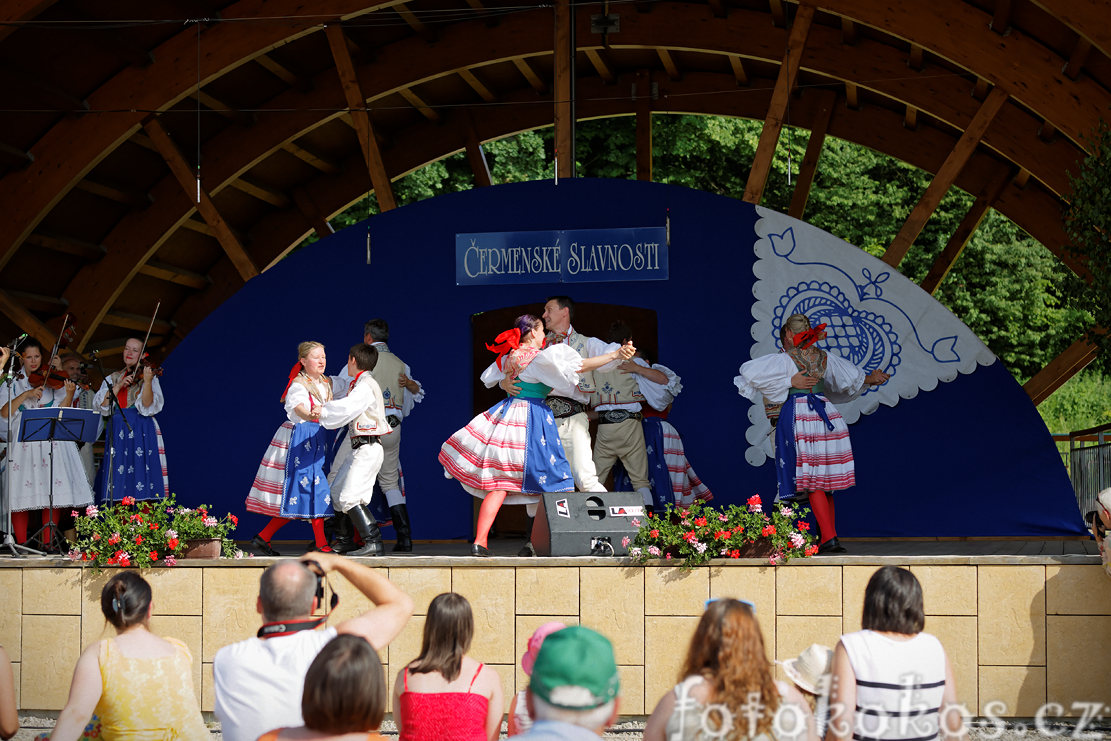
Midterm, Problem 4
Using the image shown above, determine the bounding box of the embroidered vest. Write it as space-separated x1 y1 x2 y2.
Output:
590 366 645 408
350 374 391 437
370 345 406 415
548 327 597 394
289 374 333 410
786 348 827 396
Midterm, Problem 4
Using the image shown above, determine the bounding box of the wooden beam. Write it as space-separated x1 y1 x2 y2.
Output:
973 77 990 100
513 58 547 93
728 55 749 85
1029 0 1111 61
0 62 88 113
554 0 574 180
229 178 291 209
255 54 299 86
6 290 67 314
844 81 858 108
904 104 918 130
87 333 167 358
74 178 153 209
841 17 857 44
325 23 397 211
908 44 924 71
707 0 726 18
103 311 174 335
743 2 815 204
399 87 442 122
394 3 428 34
0 289 56 347
292 188 335 240
991 0 1012 34
769 0 785 26
1038 120 1057 143
138 261 211 290
463 115 492 188
657 49 680 80
197 90 253 125
24 232 106 261
459 69 497 102
283 141 340 174
143 117 258 281
636 71 653 182
919 168 1013 294
584 49 615 84
1063 37 1092 80
882 85 1008 267
0 141 33 169
1024 331 1101 406
788 89 836 219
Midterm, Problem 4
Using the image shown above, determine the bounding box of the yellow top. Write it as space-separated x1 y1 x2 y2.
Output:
94 637 209 740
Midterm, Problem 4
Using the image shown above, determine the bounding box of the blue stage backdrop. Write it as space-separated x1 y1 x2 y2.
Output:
158 178 1084 540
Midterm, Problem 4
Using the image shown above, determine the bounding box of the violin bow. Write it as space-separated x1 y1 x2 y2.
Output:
38 313 71 392
129 301 161 383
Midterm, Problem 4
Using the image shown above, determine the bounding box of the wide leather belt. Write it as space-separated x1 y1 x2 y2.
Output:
350 435 382 449
544 395 585 419
386 415 401 428
597 409 643 424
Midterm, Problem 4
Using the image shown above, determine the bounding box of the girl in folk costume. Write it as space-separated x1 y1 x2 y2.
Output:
734 313 889 554
92 337 168 503
439 314 636 556
246 341 340 555
0 338 94 545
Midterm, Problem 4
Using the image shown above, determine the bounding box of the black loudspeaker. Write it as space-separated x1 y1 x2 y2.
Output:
531 492 646 556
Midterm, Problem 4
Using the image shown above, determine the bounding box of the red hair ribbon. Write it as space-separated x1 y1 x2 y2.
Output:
792 323 827 350
486 328 521 370
279 361 303 402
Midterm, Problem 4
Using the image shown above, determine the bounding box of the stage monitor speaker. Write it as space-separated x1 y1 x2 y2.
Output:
531 492 645 557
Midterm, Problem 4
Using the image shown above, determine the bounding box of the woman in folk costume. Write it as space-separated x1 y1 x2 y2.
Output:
92 337 168 504
1 338 93 546
735 313 889 554
246 341 341 555
439 314 636 556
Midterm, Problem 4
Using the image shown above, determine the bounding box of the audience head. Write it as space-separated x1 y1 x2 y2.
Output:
258 560 317 622
781 643 834 697
101 571 153 630
349 343 378 372
861 565 925 635
410 592 473 682
301 634 386 734
528 626 619 733
363 319 389 343
521 621 567 676
1097 488 1111 529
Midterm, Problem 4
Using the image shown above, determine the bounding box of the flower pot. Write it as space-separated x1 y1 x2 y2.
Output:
183 538 222 559
736 540 776 559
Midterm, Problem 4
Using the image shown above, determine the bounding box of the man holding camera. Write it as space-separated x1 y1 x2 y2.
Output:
1089 488 1111 578
213 551 413 741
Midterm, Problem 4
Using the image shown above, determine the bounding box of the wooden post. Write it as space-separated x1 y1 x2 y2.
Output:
554 0 574 179
464 113 493 187
743 2 815 204
636 70 653 181
1024 331 1102 405
788 89 836 219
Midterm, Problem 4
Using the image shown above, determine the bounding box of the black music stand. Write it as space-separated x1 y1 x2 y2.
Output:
19 407 99 554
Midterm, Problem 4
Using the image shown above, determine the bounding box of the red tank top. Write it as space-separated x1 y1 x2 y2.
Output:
398 663 490 741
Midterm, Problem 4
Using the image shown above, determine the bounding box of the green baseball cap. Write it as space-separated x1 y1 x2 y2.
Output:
529 626 620 709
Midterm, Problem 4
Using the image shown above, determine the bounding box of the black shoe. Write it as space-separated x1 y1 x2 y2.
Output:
330 513 355 554
517 542 536 557
471 543 492 557
347 505 384 557
817 537 847 554
390 504 413 552
250 535 280 557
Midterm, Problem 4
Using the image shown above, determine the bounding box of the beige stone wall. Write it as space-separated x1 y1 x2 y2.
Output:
4 560 1109 718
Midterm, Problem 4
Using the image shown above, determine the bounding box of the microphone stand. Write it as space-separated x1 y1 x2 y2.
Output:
90 351 132 507
2 343 42 556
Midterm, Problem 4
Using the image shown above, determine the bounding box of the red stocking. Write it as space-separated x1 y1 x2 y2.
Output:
258 517 290 544
42 508 60 528
310 519 332 552
474 491 507 548
11 510 29 543
808 490 837 543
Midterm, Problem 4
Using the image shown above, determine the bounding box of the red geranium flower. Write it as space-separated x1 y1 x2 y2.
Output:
649 529 659 538
121 496 136 506
229 514 238 526
694 517 708 527
167 537 179 550
729 549 741 559
134 535 143 545
149 550 158 560
799 522 810 531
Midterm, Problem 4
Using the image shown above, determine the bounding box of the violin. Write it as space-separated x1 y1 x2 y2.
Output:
27 369 91 391
121 355 164 384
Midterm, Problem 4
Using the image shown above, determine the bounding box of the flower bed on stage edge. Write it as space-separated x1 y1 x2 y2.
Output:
627 496 817 569
69 493 239 569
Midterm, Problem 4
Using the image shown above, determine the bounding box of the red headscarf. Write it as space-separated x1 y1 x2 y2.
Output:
279 361 303 402
792 323 827 350
486 328 521 370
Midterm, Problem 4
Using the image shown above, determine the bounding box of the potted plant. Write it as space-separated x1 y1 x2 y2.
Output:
626 496 817 569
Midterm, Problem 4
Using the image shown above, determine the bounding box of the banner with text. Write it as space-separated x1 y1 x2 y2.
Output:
456 227 668 285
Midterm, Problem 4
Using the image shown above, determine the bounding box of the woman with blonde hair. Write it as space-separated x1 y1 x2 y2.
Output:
50 571 208 740
246 341 342 554
644 598 817 741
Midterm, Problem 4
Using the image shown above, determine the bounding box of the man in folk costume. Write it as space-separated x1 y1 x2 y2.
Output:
588 320 671 511
734 313 889 554
319 344 393 556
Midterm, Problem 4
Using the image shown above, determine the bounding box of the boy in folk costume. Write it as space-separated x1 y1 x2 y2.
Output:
319 344 392 556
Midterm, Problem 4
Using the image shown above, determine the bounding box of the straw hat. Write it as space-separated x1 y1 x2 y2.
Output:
779 644 833 695
521 621 567 676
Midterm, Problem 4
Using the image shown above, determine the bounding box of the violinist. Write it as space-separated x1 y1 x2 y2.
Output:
92 337 168 503
62 352 100 485
0 338 94 547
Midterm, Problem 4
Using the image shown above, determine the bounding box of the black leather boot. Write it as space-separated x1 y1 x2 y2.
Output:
330 512 355 553
347 505 384 557
390 504 413 552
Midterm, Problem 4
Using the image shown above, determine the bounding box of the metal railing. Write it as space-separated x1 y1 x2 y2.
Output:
1058 423 1111 517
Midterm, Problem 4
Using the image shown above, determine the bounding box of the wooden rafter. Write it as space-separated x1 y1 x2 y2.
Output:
788 89 836 219
230 178 291 209
707 0 726 18
292 188 335 240
585 49 615 84
0 141 33 168
769 0 785 26
283 142 339 174
325 23 397 211
1063 37 1092 80
554 0 574 180
1029 0 1111 59
728 55 749 85
841 17 857 44
394 3 428 34
844 81 859 108
463 114 492 188
635 71 654 182
255 54 299 86
0 289 56 347
197 90 252 125
1024 331 1102 405
142 117 259 282
904 104 918 130
6 290 66 314
24 232 106 261
399 88 442 122
459 69 497 102
991 0 1013 33
74 179 152 209
657 49 680 80
513 58 547 93
138 261 210 290
103 311 174 335
0 62 88 112
882 85 1008 268
919 167 1014 294
908 44 924 70
743 3 815 204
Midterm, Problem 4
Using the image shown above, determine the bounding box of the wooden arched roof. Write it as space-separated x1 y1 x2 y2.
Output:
0 0 1105 400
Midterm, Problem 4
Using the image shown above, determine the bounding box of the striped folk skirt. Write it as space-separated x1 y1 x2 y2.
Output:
246 420 334 519
775 392 855 500
613 418 713 508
